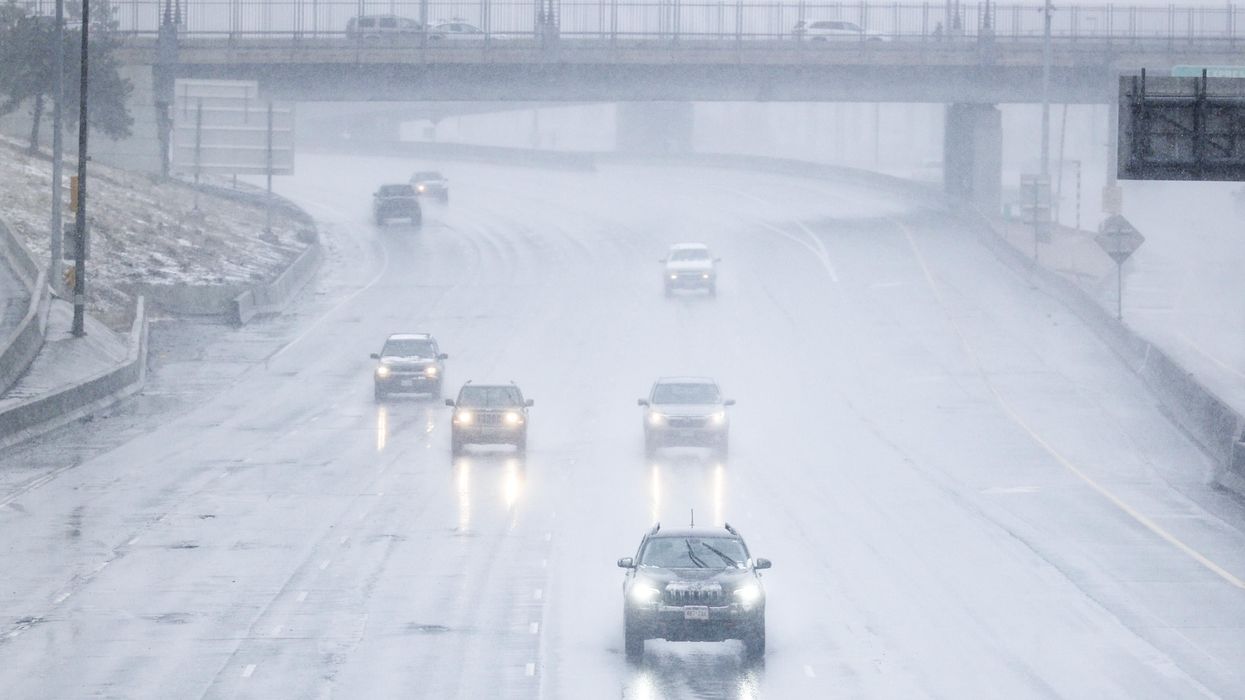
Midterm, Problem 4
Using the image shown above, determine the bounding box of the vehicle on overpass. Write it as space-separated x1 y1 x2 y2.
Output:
618 522 770 661
430 20 486 40
662 243 719 296
371 333 448 401
346 14 425 40
373 183 422 226
639 377 733 458
411 170 450 203
447 382 533 455
792 19 887 42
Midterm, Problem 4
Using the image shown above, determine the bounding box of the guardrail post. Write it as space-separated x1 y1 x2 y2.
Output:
610 0 617 47
735 0 742 50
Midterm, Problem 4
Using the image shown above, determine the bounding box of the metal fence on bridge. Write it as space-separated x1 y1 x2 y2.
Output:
24 0 1245 43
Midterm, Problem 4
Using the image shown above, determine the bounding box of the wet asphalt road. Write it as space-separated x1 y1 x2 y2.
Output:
2 156 1245 699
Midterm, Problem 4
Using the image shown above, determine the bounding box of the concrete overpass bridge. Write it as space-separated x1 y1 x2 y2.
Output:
37 0 1245 209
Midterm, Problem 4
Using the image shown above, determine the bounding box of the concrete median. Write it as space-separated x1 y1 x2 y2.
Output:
0 216 50 395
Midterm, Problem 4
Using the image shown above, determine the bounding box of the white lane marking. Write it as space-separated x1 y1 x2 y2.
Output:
53 591 70 605
241 664 256 678
723 185 840 283
219 470 230 479
804 665 816 678
540 558 547 569
318 559 331 571
127 535 141 546
92 561 109 575
533 589 543 600
898 221 1245 591
982 486 1041 495
525 662 536 677
270 624 282 637
529 622 539 634
339 536 350 545
1176 331 1245 383
296 591 308 603
269 235 391 362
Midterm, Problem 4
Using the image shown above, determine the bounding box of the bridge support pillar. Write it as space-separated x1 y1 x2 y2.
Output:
943 103 1001 215
615 102 694 154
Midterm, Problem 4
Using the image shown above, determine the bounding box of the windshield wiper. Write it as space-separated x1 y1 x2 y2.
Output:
700 542 740 568
685 540 708 568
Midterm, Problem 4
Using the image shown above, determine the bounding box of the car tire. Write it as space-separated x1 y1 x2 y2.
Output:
708 283 717 297
515 433 527 455
716 434 729 459
451 434 465 456
743 621 765 660
644 433 658 459
431 380 443 399
374 384 386 402
624 616 645 661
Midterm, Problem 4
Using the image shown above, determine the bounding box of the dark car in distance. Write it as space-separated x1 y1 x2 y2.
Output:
373 183 422 226
446 382 533 455
618 523 771 661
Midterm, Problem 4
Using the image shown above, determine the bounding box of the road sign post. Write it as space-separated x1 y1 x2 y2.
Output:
1020 173 1052 261
1095 214 1145 321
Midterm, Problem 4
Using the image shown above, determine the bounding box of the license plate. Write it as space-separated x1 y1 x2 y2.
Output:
683 606 709 621
400 379 414 387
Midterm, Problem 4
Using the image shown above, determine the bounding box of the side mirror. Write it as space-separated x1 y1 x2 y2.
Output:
617 557 635 568
754 558 772 570
637 399 649 407
724 399 736 406
438 353 449 360
444 399 455 407
370 353 380 359
525 399 535 407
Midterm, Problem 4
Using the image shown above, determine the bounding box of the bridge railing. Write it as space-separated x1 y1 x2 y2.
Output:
36 0 1245 44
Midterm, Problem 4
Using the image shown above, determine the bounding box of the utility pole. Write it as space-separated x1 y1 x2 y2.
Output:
1040 0 1053 177
72 0 89 337
50 0 64 289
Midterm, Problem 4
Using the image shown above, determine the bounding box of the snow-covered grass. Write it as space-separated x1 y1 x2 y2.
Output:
0 134 313 329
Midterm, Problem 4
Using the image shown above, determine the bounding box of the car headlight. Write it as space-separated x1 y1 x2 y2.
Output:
503 411 523 425
417 184 426 192
454 410 474 425
711 411 726 425
424 366 438 377
734 584 762 607
669 274 677 280
375 366 391 378
702 273 710 279
647 412 666 427
629 584 662 604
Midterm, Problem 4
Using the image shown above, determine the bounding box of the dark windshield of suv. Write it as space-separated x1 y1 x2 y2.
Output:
670 248 709 261
379 184 415 197
382 339 435 357
652 383 720 404
459 385 523 407
640 537 747 568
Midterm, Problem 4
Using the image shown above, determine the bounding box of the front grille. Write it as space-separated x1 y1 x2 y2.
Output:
664 584 725 606
667 416 707 429
475 412 505 426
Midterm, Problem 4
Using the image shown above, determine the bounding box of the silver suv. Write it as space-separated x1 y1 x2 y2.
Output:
371 333 447 401
638 377 734 458
346 14 424 40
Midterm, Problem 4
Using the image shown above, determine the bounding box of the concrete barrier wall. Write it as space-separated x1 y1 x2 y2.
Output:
0 216 50 395
0 296 148 447
231 242 322 326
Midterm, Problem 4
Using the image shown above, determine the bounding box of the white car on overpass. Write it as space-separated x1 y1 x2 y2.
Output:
792 19 888 42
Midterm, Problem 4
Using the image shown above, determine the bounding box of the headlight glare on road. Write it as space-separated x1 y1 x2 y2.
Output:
424 366 439 377
504 411 522 425
734 584 762 607
375 366 391 378
630 584 662 604
647 412 666 427
455 410 474 425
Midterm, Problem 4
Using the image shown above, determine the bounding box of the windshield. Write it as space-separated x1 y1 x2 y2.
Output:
670 248 709 261
652 383 720 404
413 172 443 181
458 385 523 407
382 339 434 357
379 184 414 197
639 537 747 568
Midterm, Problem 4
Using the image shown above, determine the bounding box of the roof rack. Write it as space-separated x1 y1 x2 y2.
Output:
724 522 739 536
648 522 661 535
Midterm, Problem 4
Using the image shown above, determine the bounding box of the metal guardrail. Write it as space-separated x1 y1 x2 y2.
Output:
27 1 1245 44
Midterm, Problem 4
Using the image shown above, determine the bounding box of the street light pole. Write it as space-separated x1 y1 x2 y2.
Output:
1040 0 1053 177
71 0 89 337
50 0 64 288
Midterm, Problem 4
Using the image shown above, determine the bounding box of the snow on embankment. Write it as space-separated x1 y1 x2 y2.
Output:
0 135 313 329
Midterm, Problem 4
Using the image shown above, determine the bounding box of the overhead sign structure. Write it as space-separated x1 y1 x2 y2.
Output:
1118 72 1245 181
1095 214 1145 320
172 80 295 177
1172 65 1245 79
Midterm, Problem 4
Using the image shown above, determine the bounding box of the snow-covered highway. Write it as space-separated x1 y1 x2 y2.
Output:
1 155 1244 699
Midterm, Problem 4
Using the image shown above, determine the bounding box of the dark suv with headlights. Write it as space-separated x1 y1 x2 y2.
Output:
446 382 533 455
371 333 447 400
373 183 422 226
618 523 771 661
639 377 734 458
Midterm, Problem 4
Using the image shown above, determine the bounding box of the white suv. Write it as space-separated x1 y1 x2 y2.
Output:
792 20 887 41
662 243 719 297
